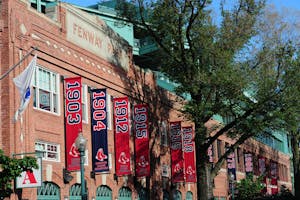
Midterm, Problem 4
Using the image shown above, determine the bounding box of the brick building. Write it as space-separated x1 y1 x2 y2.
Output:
0 0 292 200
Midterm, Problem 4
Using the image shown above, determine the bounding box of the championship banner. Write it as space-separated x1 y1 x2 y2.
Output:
182 126 196 183
134 104 150 177
227 149 237 197
170 121 184 183
244 152 253 176
227 151 237 180
64 77 82 171
208 144 214 163
258 156 267 193
113 97 131 176
269 161 278 195
91 89 109 172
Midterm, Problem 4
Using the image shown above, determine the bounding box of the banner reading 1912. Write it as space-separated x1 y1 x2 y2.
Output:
64 77 82 171
170 121 184 183
182 126 197 183
134 104 150 177
91 88 109 172
114 97 131 176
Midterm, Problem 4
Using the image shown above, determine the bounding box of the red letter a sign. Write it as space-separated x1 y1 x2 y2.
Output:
22 170 38 184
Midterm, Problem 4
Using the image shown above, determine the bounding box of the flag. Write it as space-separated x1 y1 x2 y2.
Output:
13 55 37 121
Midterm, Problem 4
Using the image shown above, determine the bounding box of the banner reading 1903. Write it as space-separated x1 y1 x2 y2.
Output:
114 97 131 176
64 77 82 171
134 104 150 177
91 88 109 172
170 121 184 183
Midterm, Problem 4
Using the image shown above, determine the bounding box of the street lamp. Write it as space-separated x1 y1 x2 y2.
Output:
75 132 87 200
229 172 235 200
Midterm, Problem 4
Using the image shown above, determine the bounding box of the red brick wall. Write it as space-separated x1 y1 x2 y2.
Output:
1 1 291 200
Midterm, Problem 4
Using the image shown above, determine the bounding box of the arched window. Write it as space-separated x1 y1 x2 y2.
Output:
118 187 132 200
163 190 170 200
138 188 148 200
186 191 193 200
96 185 112 200
172 190 182 200
69 183 81 200
37 181 60 200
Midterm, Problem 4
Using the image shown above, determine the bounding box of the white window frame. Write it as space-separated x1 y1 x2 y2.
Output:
33 66 60 115
35 141 60 162
106 94 112 130
84 149 88 166
82 84 88 123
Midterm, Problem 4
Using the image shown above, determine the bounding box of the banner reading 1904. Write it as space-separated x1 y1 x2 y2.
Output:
114 97 131 176
91 88 109 172
134 104 150 177
65 77 82 171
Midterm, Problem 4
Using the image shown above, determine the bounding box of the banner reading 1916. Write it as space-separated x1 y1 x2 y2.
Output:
114 97 131 176
91 88 109 172
182 126 197 183
65 77 82 171
170 121 184 183
134 104 150 177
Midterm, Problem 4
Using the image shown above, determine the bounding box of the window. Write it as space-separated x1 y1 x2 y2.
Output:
35 141 60 162
160 121 168 146
33 66 59 114
82 84 88 123
106 94 112 130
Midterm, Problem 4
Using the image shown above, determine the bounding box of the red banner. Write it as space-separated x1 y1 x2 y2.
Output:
113 97 131 176
134 104 150 177
64 77 82 171
182 126 196 183
170 121 184 183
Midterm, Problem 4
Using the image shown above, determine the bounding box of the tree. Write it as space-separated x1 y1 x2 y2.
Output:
236 174 264 200
0 150 38 197
256 5 300 199
115 0 300 199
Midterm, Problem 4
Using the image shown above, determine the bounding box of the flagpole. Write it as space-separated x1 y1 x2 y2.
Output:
0 47 38 80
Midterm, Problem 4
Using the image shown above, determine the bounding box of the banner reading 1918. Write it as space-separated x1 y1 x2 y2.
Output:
170 121 184 183
114 97 131 176
91 88 109 172
65 77 82 171
182 126 197 183
134 104 150 177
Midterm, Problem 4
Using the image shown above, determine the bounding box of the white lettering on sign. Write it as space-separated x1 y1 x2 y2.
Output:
66 8 129 70
16 157 42 188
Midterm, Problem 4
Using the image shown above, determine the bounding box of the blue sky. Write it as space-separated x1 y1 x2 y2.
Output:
62 0 300 11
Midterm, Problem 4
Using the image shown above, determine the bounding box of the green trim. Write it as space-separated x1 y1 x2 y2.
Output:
37 182 60 200
96 185 112 200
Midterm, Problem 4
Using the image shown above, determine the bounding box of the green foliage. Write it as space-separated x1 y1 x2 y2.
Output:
236 174 264 200
0 149 38 197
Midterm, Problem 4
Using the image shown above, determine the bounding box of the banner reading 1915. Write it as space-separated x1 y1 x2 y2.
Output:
91 88 109 172
170 121 184 183
134 104 150 177
114 97 131 176
182 126 197 183
64 77 82 171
